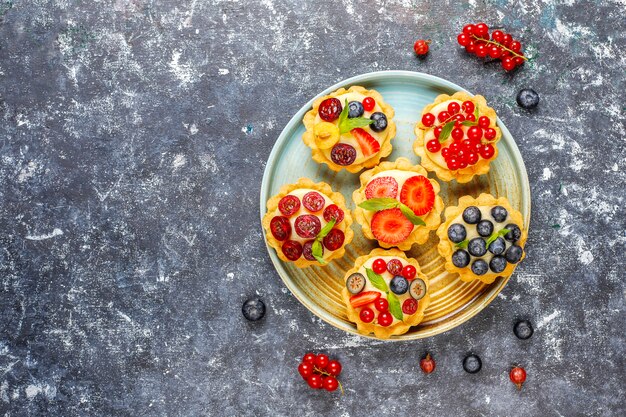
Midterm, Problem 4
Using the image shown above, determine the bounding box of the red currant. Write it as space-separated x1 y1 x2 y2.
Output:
447 102 460 115
514 56 525 66
360 307 374 323
457 33 470 46
471 137 483 152
451 127 464 141
461 139 473 152
453 114 465 126
509 40 522 53
449 141 461 154
303 353 316 364
467 126 483 141
478 116 491 129
458 159 468 169
456 149 467 162
402 298 418 315
441 147 450 158
491 30 504 43
437 111 450 123
462 24 475 35
378 311 393 327
465 113 476 122
386 259 403 275
298 362 314 379
447 157 459 171
467 152 479 165
413 39 430 56
323 376 339 392
465 40 476 54
479 144 495 159
426 139 441 153
488 45 502 59
462 100 474 114
318 98 343 122
475 22 489 38
307 373 323 389
509 366 527 390
502 33 513 47
475 43 488 58
401 265 417 280
420 353 436 374
327 360 342 376
315 354 329 370
421 112 435 127
484 128 496 140
375 298 389 312
502 56 516 71
372 258 387 274
362 97 376 112
433 125 443 139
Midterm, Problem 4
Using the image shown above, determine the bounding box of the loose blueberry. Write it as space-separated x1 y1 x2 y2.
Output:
489 255 507 273
471 259 488 276
463 206 482 224
516 88 540 109
476 220 494 237
390 275 409 295
447 223 467 243
463 354 482 374
491 206 508 222
514 319 534 340
347 101 364 118
504 224 522 242
505 244 524 264
330 143 357 166
468 238 487 257
242 298 266 321
488 237 506 255
452 250 470 268
369 112 388 132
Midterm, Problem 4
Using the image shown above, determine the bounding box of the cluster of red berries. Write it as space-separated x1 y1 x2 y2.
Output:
456 23 527 71
298 353 343 392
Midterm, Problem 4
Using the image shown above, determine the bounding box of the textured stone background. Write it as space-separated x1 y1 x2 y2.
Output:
0 0 624 416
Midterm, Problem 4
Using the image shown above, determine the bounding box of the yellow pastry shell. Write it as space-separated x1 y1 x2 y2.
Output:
352 157 444 251
414 92 502 183
436 193 527 284
262 178 354 268
303 85 396 173
341 248 431 339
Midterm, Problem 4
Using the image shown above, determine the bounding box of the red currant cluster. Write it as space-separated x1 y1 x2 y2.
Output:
298 353 343 392
456 23 527 71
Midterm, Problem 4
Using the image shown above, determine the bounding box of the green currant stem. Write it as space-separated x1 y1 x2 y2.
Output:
470 34 528 61
313 366 344 395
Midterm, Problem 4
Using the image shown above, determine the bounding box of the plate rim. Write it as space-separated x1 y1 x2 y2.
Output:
259 70 531 341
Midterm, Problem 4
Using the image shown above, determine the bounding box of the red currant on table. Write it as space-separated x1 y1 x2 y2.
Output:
315 354 329 370
422 112 435 127
402 265 417 280
420 352 436 374
303 352 316 364
299 362 314 379
502 33 513 47
465 40 476 53
509 366 527 390
426 139 441 153
378 311 393 327
478 116 491 129
326 360 342 376
457 33 470 46
474 22 489 38
475 43 488 58
360 307 375 323
372 258 387 274
502 57 516 71
362 97 376 112
323 376 339 392
488 45 502 59
374 297 389 312
509 40 522 53
413 39 430 56
462 24 475 35
307 373 323 389
491 30 504 43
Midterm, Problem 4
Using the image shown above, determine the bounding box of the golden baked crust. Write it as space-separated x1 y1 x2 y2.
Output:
302 85 396 173
414 92 501 183
436 193 527 284
262 178 354 268
341 248 431 339
352 157 444 251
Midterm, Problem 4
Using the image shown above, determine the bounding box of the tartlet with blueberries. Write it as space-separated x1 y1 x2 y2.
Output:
262 178 354 267
302 85 396 173
436 194 527 284
414 92 502 183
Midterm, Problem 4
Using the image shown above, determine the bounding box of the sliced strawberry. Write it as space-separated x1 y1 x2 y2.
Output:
370 208 413 244
349 291 381 308
351 128 380 157
400 176 435 216
365 176 398 200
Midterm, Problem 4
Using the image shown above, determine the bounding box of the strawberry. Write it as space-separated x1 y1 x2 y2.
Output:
349 291 381 308
351 128 380 157
400 176 435 216
365 176 398 200
370 208 413 244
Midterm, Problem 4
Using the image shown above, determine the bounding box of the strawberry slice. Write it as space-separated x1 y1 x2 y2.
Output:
400 176 435 216
365 176 398 199
371 208 413 244
351 128 380 157
349 291 381 308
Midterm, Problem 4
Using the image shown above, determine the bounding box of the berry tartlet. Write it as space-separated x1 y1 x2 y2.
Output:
342 248 431 339
414 92 502 183
436 194 527 284
352 158 444 251
262 178 354 267
302 86 396 173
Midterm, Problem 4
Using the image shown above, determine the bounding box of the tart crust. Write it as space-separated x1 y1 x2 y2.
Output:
303 85 396 173
262 178 354 268
436 193 527 284
342 248 431 339
414 92 502 183
352 157 444 251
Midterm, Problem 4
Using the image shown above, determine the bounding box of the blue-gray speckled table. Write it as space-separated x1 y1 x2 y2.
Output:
0 1 624 416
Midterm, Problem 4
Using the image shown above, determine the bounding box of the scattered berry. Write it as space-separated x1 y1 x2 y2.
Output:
413 39 430 56
303 353 316 364
323 204 344 224
402 298 418 315
378 311 393 327
420 353 436 374
516 88 540 109
282 240 303 261
509 366 527 390
360 307 375 323
513 319 534 340
347 101 364 118
351 127 381 157
302 191 325 213
369 112 388 132
242 298 266 321
299 353 344 393
322 228 345 251
294 214 321 238
362 97 376 112
371 208 414 244
307 373 323 389
298 362 314 379
318 98 342 122
458 23 527 71
315 354 329 370
401 265 417 280
372 258 387 274
374 297 389 312
365 176 399 200
323 376 339 392
400 175 435 216
270 216 291 241
463 354 482 374
386 259 403 275
278 195 301 217
330 143 357 166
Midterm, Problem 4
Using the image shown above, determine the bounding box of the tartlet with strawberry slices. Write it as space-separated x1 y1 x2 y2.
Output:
342 248 431 339
302 86 396 173
352 158 444 251
262 178 354 267
414 92 502 183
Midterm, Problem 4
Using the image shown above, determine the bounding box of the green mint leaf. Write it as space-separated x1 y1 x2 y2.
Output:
474 104 479 122
311 240 326 264
438 120 456 143
387 292 403 321
337 99 349 128
358 198 399 212
365 268 388 292
339 117 374 134
485 228 510 247
316 218 336 240
461 120 478 126
398 203 426 226
455 240 469 250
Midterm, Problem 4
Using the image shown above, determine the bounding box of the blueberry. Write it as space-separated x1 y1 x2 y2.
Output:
468 238 487 257
491 206 508 222
462 206 481 224
452 250 470 268
242 298 266 321
504 224 522 242
489 255 507 273
463 354 482 374
347 101 364 118
471 259 488 275
390 275 409 295
369 112 388 132
505 245 524 264
514 319 534 340
516 88 540 109
488 237 506 255
447 223 467 243
476 220 494 237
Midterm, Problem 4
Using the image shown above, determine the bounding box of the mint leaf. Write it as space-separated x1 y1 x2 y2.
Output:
311 240 326 264
398 203 426 226
485 228 510 247
339 117 373 134
455 240 469 250
474 104 479 123
358 198 400 212
337 99 349 128
317 218 336 240
387 292 403 321
461 120 478 126
438 120 456 143
365 268 388 292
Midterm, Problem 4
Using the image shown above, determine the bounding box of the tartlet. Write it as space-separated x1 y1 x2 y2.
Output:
352 158 444 251
414 92 502 183
342 248 431 339
436 193 527 284
262 178 354 267
302 85 396 173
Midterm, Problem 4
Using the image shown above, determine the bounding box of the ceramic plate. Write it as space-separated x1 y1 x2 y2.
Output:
260 71 530 340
